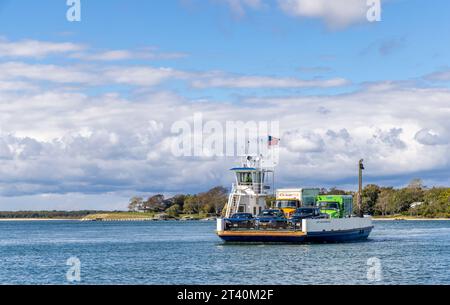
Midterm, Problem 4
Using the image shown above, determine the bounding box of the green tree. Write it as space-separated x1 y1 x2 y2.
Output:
198 186 228 215
326 187 349 195
128 196 143 212
389 180 425 214
361 184 381 215
420 187 450 218
408 178 425 190
143 194 165 213
124 180 449 219
166 204 181 217
183 195 200 214
374 187 395 216
172 194 186 209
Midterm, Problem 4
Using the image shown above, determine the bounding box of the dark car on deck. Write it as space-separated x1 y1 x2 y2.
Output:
256 209 287 229
224 213 255 229
289 207 329 228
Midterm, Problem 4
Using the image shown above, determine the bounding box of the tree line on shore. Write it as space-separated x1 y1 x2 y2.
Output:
0 179 447 219
128 179 450 218
0 210 104 219
127 186 229 217
357 179 449 218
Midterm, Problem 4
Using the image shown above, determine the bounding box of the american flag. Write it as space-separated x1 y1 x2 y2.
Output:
268 135 280 146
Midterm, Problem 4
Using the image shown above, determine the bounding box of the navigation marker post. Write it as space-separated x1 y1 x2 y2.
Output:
358 159 365 217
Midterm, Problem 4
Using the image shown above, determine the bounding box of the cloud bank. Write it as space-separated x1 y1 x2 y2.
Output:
214 0 374 28
0 37 449 210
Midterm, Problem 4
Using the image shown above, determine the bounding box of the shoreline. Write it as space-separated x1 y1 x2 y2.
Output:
0 217 448 222
0 218 80 222
372 217 450 221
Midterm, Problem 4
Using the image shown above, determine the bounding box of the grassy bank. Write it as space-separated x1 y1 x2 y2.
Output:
82 212 157 221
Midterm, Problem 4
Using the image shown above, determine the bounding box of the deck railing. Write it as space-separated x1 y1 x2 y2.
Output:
234 182 270 194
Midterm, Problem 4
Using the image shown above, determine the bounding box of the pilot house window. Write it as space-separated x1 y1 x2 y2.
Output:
238 172 253 184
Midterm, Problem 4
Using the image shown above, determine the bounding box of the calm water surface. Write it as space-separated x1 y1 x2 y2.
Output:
0 220 448 284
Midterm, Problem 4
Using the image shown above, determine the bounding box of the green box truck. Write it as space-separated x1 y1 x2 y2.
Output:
316 195 353 219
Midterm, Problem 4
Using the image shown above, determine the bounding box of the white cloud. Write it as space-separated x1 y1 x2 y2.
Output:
278 0 369 29
0 38 85 58
284 130 325 153
1 82 450 204
102 66 186 87
0 60 349 89
0 37 350 90
80 50 134 61
0 61 185 87
415 129 448 146
425 68 450 82
0 80 37 91
370 128 406 150
0 37 449 209
0 38 187 63
72 48 187 61
0 62 96 84
191 75 349 88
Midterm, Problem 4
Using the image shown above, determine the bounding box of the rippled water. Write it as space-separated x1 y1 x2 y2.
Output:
0 220 448 284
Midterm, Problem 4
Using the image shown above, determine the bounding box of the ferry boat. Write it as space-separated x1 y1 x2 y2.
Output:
216 155 373 243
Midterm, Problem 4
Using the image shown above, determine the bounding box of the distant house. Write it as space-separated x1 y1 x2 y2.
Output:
137 198 174 213
410 202 424 209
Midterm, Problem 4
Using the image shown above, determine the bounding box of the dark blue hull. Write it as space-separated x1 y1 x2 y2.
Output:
305 226 373 243
220 234 307 243
218 227 373 244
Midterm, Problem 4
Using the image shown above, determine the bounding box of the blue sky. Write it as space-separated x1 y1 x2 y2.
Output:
1 0 449 79
0 0 449 210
